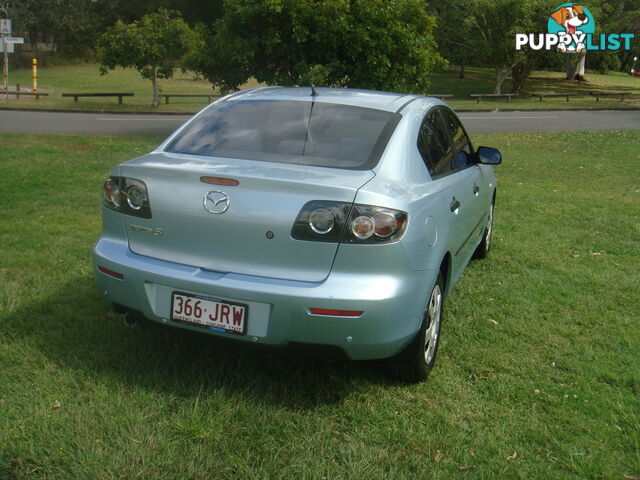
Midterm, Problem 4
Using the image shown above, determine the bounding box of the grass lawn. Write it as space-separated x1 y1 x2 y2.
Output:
1 63 639 113
430 67 640 111
0 131 639 479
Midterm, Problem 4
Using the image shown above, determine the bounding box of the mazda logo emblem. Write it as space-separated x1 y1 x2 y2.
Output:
203 190 230 214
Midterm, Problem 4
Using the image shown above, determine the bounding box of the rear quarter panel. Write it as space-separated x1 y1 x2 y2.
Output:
358 99 455 274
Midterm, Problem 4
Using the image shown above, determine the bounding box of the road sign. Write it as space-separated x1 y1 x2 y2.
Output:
0 43 14 53
0 19 11 35
4 37 23 44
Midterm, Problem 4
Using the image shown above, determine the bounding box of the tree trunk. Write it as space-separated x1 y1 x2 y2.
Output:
494 66 510 94
565 53 587 81
577 55 586 78
151 66 160 108
511 62 532 94
459 59 465 80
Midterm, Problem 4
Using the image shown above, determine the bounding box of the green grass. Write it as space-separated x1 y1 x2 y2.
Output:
1 63 639 113
430 67 640 111
1 132 639 479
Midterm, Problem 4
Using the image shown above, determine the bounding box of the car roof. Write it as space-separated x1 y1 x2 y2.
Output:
221 86 422 113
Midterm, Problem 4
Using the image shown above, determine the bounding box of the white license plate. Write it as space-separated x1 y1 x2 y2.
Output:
171 292 248 334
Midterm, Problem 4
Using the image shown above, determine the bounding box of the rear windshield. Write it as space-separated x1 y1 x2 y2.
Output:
164 99 400 170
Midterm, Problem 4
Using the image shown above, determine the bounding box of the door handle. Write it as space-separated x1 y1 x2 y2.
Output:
450 198 460 212
473 184 480 195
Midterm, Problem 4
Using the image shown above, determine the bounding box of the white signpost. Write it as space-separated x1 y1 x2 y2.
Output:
1 19 24 99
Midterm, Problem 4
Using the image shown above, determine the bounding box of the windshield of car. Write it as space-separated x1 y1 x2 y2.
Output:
164 99 400 170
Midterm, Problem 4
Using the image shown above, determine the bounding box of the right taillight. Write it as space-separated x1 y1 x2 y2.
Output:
291 201 407 244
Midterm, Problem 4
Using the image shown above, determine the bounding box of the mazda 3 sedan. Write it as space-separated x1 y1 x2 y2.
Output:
93 87 501 382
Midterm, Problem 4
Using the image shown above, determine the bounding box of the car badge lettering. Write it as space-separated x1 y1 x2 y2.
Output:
129 225 163 236
203 190 230 214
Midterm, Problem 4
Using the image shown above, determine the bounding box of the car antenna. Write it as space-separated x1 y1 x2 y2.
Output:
292 27 318 97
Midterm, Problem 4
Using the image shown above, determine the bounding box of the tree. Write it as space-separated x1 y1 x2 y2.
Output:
434 0 558 93
186 0 444 94
96 9 202 107
428 0 470 79
462 0 556 94
565 0 640 79
510 0 558 92
0 0 94 55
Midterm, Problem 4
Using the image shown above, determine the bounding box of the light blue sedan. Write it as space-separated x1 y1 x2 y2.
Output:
93 87 501 382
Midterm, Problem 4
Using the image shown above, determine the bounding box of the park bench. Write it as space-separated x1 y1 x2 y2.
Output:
589 91 629 102
160 93 221 104
62 92 134 104
3 90 49 100
469 93 518 103
427 94 454 100
532 92 578 102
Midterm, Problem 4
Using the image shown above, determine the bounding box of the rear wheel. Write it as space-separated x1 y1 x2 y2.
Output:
395 273 444 383
474 199 494 259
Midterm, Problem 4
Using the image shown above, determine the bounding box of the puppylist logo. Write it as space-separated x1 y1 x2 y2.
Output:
516 3 636 52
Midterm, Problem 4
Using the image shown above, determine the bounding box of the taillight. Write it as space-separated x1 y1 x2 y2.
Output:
103 178 121 209
102 176 152 219
351 215 375 240
291 201 350 243
291 201 407 244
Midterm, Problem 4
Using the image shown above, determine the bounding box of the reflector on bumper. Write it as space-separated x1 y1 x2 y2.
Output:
308 308 364 317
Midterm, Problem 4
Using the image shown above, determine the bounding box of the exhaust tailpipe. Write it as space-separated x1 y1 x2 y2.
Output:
122 312 139 328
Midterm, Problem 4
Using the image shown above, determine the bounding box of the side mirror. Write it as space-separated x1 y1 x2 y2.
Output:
476 146 502 165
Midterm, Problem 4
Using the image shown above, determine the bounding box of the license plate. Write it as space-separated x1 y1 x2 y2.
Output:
171 292 248 335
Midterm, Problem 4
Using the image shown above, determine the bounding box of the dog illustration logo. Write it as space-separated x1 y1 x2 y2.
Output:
548 3 595 52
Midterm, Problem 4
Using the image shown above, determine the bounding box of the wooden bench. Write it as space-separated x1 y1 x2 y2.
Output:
3 90 49 100
62 92 134 104
427 94 454 100
160 93 221 104
589 92 629 102
532 92 577 102
469 93 518 103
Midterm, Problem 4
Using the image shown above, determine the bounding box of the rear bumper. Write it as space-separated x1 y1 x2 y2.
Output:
92 236 437 360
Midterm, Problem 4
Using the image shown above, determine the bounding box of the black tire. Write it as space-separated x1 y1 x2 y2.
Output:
473 199 494 260
394 273 444 383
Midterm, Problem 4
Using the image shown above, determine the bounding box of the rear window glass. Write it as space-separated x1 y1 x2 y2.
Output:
164 100 400 170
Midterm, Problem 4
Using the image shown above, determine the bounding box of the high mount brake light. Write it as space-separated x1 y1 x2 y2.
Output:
102 176 152 219
291 201 407 244
200 176 240 186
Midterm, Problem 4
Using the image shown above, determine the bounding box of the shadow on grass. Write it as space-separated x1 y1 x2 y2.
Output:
1 274 395 410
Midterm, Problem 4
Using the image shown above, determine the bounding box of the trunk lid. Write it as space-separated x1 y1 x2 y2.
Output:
119 152 374 282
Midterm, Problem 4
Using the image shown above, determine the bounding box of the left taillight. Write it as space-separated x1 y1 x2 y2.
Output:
102 176 152 219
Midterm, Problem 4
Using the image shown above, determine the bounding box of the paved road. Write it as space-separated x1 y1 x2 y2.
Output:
0 110 191 136
458 109 640 133
0 109 638 136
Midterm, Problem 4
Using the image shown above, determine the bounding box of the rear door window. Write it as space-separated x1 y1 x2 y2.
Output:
417 108 453 178
165 100 400 170
439 109 473 172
